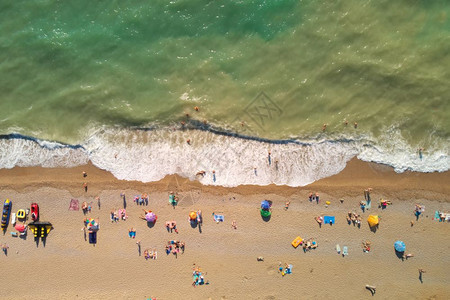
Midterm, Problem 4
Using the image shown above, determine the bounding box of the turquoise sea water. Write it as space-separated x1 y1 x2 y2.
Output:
0 0 449 186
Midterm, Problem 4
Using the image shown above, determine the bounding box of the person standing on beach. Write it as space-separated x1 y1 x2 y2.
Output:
268 151 272 166
315 193 319 204
2 243 9 255
254 167 257 176
83 182 88 192
418 269 426 283
367 188 372 202
212 170 216 182
309 192 313 202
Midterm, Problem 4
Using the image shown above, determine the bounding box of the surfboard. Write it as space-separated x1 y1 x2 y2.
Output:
336 244 341 254
11 213 16 225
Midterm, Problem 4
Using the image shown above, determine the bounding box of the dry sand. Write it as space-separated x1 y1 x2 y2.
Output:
0 158 449 299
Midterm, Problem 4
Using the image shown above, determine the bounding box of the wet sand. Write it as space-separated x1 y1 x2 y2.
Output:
0 158 449 299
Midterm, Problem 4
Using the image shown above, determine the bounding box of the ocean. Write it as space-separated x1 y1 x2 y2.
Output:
0 0 449 186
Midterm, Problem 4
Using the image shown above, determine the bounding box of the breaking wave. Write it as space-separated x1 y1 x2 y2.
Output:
0 127 448 187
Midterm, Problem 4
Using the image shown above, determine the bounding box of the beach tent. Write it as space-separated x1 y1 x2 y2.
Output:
394 240 406 252
261 200 271 210
367 215 379 227
189 211 197 220
324 216 335 224
145 212 157 223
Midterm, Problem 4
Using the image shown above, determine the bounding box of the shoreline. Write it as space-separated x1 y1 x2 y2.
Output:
0 157 448 201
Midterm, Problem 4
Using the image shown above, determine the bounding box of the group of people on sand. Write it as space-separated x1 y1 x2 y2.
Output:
414 204 425 220
81 201 92 215
192 265 208 287
165 240 185 257
110 208 128 222
308 192 320 204
144 248 157 260
362 241 371 253
278 262 293 276
165 221 178 233
301 238 318 252
134 193 149 206
128 228 136 238
346 211 362 227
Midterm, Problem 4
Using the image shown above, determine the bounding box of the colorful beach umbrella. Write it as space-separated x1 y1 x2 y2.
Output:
394 240 406 252
189 211 197 220
260 209 271 218
261 200 270 210
145 212 157 223
367 215 379 227
15 223 25 232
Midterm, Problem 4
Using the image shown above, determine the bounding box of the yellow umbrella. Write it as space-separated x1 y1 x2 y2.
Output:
367 215 379 227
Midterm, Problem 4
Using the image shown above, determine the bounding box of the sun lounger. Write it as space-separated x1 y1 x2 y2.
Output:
342 246 348 256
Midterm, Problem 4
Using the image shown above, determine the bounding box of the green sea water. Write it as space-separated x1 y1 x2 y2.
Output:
0 0 449 183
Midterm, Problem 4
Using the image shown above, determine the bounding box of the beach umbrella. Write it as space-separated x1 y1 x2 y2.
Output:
394 240 406 252
261 200 270 210
145 212 157 223
260 209 271 218
189 211 197 220
367 215 379 227
15 223 25 232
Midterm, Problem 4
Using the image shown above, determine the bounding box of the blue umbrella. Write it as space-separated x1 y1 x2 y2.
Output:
394 240 406 252
261 200 270 210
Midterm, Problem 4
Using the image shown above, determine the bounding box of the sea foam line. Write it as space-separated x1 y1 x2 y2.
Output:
0 128 448 187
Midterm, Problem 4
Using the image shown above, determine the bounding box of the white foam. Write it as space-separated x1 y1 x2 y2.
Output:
86 128 360 187
0 127 448 187
357 127 450 173
0 137 89 168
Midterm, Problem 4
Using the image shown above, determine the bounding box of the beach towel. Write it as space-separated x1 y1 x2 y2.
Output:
343 246 348 256
435 211 440 221
213 213 224 222
89 231 97 244
69 199 79 211
365 200 371 210
324 216 335 224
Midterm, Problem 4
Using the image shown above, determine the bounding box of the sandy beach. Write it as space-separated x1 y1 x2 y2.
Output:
1 158 449 300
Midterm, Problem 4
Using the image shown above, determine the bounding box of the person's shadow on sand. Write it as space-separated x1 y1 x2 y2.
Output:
261 215 271 222
190 220 198 229
146 222 155 229
395 250 404 260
